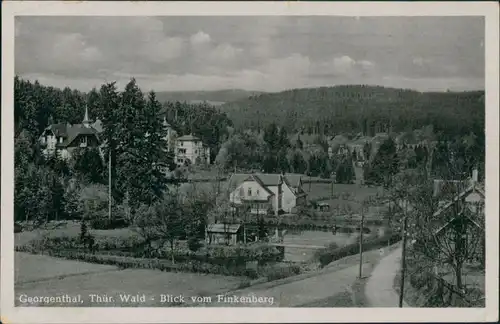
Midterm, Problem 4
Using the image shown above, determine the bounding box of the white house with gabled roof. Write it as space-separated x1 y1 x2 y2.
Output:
227 173 307 216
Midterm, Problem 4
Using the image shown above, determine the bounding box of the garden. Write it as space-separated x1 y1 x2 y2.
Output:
15 221 306 283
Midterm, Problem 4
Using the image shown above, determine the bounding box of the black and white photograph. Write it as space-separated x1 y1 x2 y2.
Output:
1 1 499 323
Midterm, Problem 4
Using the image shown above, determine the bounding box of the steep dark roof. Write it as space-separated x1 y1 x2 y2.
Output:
177 134 200 142
207 223 241 233
47 123 70 137
228 173 305 197
44 123 101 148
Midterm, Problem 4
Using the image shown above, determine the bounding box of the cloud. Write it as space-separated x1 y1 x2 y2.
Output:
190 31 211 47
207 43 243 62
412 57 431 67
15 16 484 92
332 55 357 74
141 37 185 63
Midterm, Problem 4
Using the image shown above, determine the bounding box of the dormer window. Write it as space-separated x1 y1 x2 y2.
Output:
59 137 63 143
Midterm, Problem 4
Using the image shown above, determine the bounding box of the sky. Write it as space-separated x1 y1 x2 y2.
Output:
15 16 485 93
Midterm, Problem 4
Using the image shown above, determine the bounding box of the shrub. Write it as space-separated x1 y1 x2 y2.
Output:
14 222 23 233
317 232 401 267
187 237 203 253
238 279 252 289
264 264 302 281
90 217 129 230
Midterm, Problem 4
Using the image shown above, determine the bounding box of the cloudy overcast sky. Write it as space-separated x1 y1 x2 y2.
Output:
15 16 484 93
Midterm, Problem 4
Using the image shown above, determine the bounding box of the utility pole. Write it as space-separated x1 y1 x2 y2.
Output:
331 176 334 197
108 149 112 221
399 198 409 308
358 201 366 278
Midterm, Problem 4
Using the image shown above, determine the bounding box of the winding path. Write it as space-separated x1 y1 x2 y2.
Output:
365 245 409 307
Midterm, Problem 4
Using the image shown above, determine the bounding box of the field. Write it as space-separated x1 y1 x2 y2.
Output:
16 252 243 307
15 221 135 248
15 252 118 284
281 230 360 262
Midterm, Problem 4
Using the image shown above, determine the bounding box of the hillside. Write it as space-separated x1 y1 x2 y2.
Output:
219 85 485 137
155 89 265 106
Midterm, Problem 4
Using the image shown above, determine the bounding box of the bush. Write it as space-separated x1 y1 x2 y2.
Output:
317 232 401 267
90 217 129 230
14 222 23 233
187 237 203 253
264 264 302 281
238 279 252 289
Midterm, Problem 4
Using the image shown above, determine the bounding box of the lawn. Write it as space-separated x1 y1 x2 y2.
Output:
304 182 383 202
16 261 243 307
15 221 136 248
15 252 118 284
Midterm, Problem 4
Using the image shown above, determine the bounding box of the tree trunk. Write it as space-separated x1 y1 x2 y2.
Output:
170 241 175 264
455 265 463 292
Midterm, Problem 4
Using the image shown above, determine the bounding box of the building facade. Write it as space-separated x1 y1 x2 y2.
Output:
228 173 307 216
39 106 102 161
175 134 210 167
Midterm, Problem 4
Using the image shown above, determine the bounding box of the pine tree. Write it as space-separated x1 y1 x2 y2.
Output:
365 137 398 187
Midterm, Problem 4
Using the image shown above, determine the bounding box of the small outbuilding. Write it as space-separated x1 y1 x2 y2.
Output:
317 202 330 212
205 223 243 245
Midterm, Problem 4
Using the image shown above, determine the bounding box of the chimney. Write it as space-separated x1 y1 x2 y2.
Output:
472 168 479 183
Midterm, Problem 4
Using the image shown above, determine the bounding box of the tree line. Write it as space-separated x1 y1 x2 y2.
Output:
13 76 231 224
221 85 485 140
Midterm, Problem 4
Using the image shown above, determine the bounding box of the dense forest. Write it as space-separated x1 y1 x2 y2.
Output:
13 76 232 224
155 89 264 106
220 85 485 139
13 76 486 225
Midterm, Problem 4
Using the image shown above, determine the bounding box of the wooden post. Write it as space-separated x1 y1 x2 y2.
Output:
399 200 409 308
359 202 365 278
108 149 112 221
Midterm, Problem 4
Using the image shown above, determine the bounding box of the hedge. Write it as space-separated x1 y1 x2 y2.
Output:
316 232 402 267
16 247 304 281
90 218 129 230
17 235 283 265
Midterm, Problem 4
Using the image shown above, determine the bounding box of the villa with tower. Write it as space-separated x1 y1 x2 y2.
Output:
39 106 103 161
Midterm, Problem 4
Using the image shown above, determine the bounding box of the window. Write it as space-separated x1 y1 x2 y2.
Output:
248 188 252 196
256 189 260 195
59 137 63 143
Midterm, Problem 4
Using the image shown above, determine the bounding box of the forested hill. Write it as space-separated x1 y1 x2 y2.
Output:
155 89 265 106
220 85 485 137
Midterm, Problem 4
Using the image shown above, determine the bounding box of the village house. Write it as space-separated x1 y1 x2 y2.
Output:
161 117 178 152
431 169 485 266
347 134 371 164
175 134 211 167
328 134 350 158
227 173 307 216
205 224 243 245
39 106 103 160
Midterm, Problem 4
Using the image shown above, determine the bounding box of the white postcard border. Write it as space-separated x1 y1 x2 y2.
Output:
2 1 498 323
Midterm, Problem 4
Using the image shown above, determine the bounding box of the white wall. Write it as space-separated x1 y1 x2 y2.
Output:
281 182 298 213
267 185 282 215
230 180 272 205
176 140 209 166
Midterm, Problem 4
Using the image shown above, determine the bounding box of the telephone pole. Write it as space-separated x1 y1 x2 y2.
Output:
108 149 112 221
398 198 409 307
358 201 366 278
